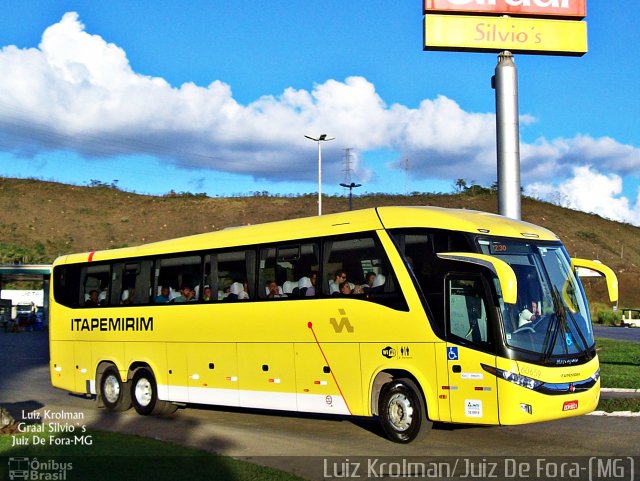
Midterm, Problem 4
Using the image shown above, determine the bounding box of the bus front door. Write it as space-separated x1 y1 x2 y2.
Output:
445 276 499 424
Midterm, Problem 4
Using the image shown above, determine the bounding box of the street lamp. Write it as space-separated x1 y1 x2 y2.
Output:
305 134 334 216
339 182 362 211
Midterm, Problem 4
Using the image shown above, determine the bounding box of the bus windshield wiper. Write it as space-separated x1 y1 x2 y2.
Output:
542 287 566 363
548 286 592 362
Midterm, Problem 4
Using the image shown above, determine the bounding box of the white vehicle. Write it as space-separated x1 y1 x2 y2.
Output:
621 309 640 328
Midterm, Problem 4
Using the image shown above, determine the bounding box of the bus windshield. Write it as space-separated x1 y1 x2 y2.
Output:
478 239 594 361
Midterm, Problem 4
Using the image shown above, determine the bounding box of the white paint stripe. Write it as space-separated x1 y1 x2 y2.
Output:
240 390 297 410
189 386 239 407
297 393 350 415
157 384 350 415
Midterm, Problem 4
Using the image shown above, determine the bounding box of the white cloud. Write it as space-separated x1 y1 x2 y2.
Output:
526 166 640 226
521 135 640 181
0 11 637 196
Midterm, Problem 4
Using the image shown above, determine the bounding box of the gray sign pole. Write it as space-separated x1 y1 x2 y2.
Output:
493 50 522 220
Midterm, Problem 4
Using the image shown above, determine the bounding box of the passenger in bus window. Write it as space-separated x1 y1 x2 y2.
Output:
155 286 171 303
329 270 347 295
85 290 100 307
173 285 196 303
339 281 364 295
363 272 376 291
202 286 213 301
266 280 283 299
310 271 318 291
339 281 352 295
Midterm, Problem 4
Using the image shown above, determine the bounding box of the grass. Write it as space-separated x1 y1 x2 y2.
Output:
596 337 640 413
0 428 305 481
597 398 640 413
596 338 640 389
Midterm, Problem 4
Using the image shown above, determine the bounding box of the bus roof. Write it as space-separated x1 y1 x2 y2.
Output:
376 206 557 240
55 206 558 265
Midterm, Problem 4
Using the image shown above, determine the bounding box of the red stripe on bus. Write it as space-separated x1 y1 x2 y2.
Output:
307 321 352 415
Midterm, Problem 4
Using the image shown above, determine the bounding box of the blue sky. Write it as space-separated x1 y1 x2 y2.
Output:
0 1 638 222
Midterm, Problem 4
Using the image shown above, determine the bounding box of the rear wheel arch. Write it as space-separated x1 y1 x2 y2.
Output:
129 364 177 416
378 377 431 443
370 369 428 417
96 361 131 411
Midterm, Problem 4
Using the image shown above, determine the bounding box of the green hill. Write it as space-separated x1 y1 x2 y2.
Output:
1 177 637 308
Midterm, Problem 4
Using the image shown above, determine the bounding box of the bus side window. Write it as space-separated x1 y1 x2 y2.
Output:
80 264 110 307
258 243 320 299
114 261 152 305
217 249 256 301
154 255 202 303
53 265 82 308
447 276 493 351
324 233 407 310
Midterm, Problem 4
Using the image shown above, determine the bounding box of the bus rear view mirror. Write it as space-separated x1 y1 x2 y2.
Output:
571 258 619 304
436 252 517 305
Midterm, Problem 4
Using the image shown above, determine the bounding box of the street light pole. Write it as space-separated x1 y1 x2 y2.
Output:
305 134 334 216
339 182 362 211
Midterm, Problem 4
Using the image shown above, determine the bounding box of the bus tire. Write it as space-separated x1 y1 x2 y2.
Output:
100 366 131 411
378 378 429 443
131 367 176 416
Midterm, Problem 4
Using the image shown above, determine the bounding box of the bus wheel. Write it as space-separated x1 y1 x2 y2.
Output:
379 378 428 443
100 366 131 411
131 368 176 416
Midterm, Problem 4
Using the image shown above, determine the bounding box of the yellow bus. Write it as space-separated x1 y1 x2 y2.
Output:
49 206 618 443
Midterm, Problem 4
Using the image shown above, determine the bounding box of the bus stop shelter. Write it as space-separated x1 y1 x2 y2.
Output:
0 264 52 326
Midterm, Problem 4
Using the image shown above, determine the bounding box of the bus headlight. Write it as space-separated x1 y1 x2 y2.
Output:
481 364 543 391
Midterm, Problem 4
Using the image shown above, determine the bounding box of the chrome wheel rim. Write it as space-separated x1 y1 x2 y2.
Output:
387 392 413 432
135 378 153 407
103 374 121 404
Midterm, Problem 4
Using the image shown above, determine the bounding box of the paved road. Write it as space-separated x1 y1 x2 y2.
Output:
1 331 639 480
594 324 640 343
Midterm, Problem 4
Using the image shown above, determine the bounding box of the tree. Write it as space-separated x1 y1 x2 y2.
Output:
454 178 467 192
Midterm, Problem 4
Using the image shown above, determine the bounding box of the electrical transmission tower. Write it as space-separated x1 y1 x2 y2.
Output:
403 158 410 195
342 148 353 189
340 148 361 210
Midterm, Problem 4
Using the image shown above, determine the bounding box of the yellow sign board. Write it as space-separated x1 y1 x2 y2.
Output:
424 14 587 56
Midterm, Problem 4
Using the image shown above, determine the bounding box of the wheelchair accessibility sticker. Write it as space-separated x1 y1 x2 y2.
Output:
447 346 459 361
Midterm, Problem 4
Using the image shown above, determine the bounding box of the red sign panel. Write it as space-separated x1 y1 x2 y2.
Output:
562 400 579 411
424 0 586 19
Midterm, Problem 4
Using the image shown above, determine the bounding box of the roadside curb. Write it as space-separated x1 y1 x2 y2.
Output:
596 387 640 417
588 411 640 417
600 387 640 393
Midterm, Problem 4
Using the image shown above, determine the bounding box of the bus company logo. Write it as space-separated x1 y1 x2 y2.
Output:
329 309 354 334
382 346 397 359
8 457 73 480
